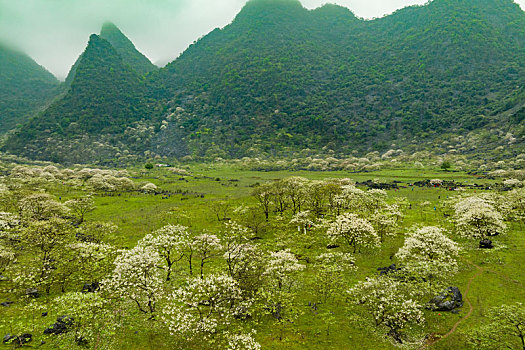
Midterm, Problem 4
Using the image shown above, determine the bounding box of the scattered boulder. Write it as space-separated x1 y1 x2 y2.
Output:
426 287 463 311
19 334 32 345
1 301 13 307
43 316 74 335
41 312 48 317
26 288 39 298
377 264 401 276
2 333 32 345
326 244 340 249
81 282 100 293
3 334 16 344
479 239 493 249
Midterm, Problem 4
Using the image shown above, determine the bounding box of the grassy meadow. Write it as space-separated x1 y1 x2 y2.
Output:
1 163 523 349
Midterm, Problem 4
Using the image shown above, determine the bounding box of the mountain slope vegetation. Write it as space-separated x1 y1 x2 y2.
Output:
152 0 525 158
3 0 525 163
100 22 157 76
0 44 59 133
5 34 157 163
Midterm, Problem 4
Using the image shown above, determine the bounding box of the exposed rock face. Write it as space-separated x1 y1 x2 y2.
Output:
44 316 74 335
479 239 494 249
426 287 463 311
377 264 401 276
2 333 32 345
81 282 100 293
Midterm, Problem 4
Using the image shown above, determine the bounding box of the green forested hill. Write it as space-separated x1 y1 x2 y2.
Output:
64 23 157 87
3 0 525 162
100 22 157 76
4 34 156 163
0 44 59 133
152 0 525 158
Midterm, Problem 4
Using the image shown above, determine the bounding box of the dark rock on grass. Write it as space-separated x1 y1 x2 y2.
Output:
42 312 48 317
326 244 340 249
479 239 493 249
44 316 74 335
3 334 16 344
2 333 32 345
81 282 100 293
1 301 13 307
426 287 463 311
19 334 32 344
377 264 401 276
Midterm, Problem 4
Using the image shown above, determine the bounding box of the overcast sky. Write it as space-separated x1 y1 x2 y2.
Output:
1 0 524 80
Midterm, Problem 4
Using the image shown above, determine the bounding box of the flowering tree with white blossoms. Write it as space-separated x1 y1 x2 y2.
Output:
0 212 20 239
221 222 250 276
18 193 69 222
283 176 308 214
327 213 380 253
19 217 73 294
506 188 525 223
192 233 223 279
226 332 261 350
76 221 117 243
141 183 158 193
396 226 460 289
370 204 403 242
0 244 15 275
312 252 356 303
139 224 190 281
263 249 305 292
260 249 305 341
162 274 245 341
103 245 163 316
349 276 424 344
334 186 387 215
65 196 95 224
221 223 265 297
453 196 507 239
65 241 115 287
289 211 315 234
252 183 273 221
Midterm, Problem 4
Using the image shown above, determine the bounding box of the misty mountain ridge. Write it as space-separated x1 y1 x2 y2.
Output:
2 0 525 164
0 43 60 133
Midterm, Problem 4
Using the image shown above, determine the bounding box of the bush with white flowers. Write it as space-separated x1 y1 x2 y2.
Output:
327 213 380 253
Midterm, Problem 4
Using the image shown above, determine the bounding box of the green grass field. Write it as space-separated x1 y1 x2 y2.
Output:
1 163 523 349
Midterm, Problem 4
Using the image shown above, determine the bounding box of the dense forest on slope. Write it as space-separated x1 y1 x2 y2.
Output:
0 44 59 133
5 35 159 163
152 0 525 158
3 0 525 163
100 22 157 76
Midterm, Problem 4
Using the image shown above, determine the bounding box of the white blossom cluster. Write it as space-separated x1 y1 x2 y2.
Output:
349 276 424 343
162 274 245 338
138 224 190 280
226 332 261 350
264 249 305 287
8 165 135 192
0 244 16 274
453 196 506 239
327 213 379 253
396 226 460 286
103 245 163 314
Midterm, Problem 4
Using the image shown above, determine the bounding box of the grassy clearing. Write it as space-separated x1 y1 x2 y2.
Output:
0 163 522 349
